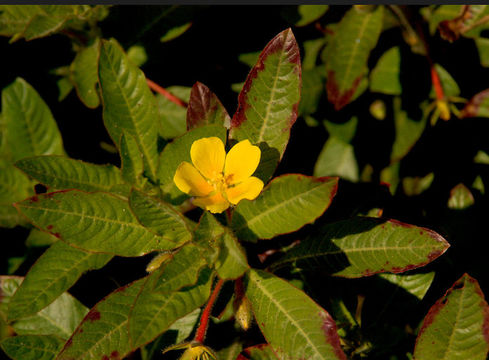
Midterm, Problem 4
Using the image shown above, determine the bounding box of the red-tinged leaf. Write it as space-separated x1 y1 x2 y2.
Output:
186 82 231 130
414 274 489 360
325 6 384 110
460 89 489 118
229 28 301 182
239 344 279 360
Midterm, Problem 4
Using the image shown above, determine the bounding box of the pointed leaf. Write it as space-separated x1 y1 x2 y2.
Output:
240 344 279 360
8 241 111 320
120 132 144 185
193 212 226 265
370 46 402 95
245 269 347 360
129 189 192 245
391 97 427 162
325 6 384 110
475 37 489 67
378 272 435 301
71 38 100 108
158 124 226 204
430 64 460 98
229 28 301 182
232 174 338 242
187 82 231 130
0 159 33 228
448 183 474 210
282 5 329 27
128 268 213 349
1 78 64 161
15 156 125 193
1 334 65 360
56 278 146 360
15 190 183 257
460 89 489 118
151 244 207 293
99 39 159 181
271 217 450 278
156 86 191 140
314 137 359 182
323 116 358 144
25 228 58 248
215 232 249 280
414 274 489 360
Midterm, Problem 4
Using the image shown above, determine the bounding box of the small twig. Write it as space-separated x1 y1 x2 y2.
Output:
194 278 224 343
146 78 188 108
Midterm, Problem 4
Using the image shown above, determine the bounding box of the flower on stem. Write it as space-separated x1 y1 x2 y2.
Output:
173 137 264 213
163 341 217 360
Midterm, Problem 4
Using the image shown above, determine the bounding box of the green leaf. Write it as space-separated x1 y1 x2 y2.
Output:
282 5 329 27
151 244 207 293
299 67 325 117
391 97 427 162
430 64 460 98
15 190 183 257
414 274 489 360
8 241 111 321
325 6 384 110
157 86 191 140
2 277 88 340
158 124 226 204
160 22 192 42
217 341 243 360
461 89 489 118
448 183 474 209
323 116 358 144
378 272 435 301
141 309 200 360
25 229 59 247
232 174 338 242
15 156 125 193
427 5 462 35
402 173 434 196
229 28 301 182
120 132 144 185
56 77 73 102
193 212 225 265
245 269 347 360
0 159 33 228
129 189 192 244
370 46 402 95
99 39 159 181
215 232 249 280
241 344 278 360
475 37 489 67
271 217 450 278
0 334 65 360
128 268 213 349
1 78 64 161
314 137 359 182
127 44 148 67
187 82 231 130
56 278 146 360
71 38 100 108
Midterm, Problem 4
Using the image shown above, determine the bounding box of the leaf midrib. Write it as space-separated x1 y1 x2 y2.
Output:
250 272 327 360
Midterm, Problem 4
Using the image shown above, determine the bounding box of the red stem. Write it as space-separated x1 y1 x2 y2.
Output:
430 66 445 101
194 279 224 343
146 78 188 108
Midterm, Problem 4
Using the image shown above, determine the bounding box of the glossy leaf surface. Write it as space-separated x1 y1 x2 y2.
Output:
8 241 111 320
414 274 489 360
15 156 125 193
232 175 338 241
15 190 182 257
71 39 100 108
272 217 450 278
0 334 64 360
187 82 231 130
229 29 301 181
245 270 347 360
99 39 159 181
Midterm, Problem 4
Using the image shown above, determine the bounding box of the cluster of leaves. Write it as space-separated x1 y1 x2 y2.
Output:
1 4 489 360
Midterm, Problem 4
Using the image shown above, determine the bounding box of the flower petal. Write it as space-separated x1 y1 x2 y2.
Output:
174 161 213 196
224 140 261 185
193 192 230 214
226 176 264 205
191 137 226 180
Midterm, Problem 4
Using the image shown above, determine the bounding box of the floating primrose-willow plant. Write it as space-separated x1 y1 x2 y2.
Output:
1 5 489 360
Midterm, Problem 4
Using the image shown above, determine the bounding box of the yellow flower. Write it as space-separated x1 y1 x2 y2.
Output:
173 137 264 213
163 341 217 360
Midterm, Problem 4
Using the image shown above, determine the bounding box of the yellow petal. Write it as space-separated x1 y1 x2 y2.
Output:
224 140 261 185
190 137 226 180
174 162 213 196
226 176 263 205
193 192 230 214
